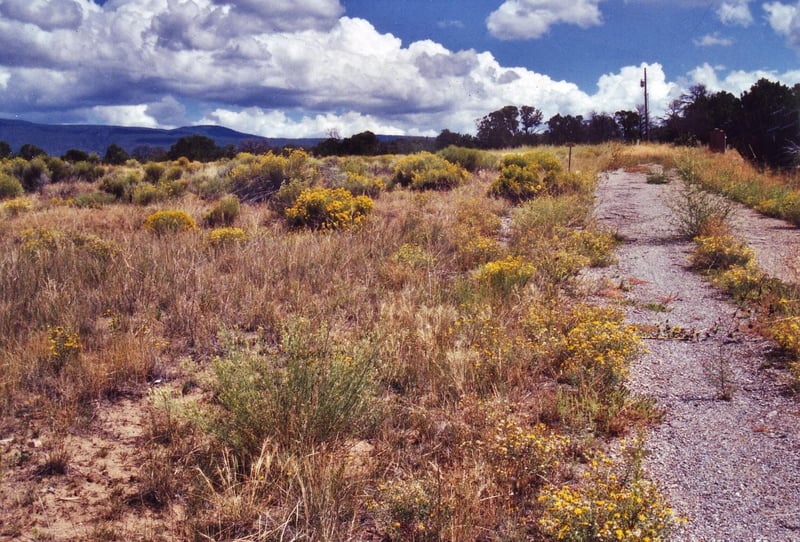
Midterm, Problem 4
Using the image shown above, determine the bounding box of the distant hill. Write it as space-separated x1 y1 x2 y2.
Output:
0 118 323 156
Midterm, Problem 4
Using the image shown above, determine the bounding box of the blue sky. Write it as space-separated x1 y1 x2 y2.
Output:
0 0 798 138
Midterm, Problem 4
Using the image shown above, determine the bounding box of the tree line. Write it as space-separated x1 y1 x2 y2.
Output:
439 77 800 170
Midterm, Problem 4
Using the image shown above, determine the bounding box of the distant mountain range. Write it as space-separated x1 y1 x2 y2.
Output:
0 118 323 156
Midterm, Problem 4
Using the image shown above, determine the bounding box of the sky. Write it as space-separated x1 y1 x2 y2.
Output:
0 0 799 138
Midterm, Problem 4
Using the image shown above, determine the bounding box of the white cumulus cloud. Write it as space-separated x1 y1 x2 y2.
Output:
694 33 734 46
717 0 753 26
0 0 798 138
764 1 800 48
687 62 800 94
486 0 604 40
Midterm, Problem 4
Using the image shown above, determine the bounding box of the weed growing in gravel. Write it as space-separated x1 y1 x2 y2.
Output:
669 181 733 239
690 232 754 271
538 438 677 541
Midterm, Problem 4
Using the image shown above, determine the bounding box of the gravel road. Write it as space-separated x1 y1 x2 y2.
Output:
589 169 800 541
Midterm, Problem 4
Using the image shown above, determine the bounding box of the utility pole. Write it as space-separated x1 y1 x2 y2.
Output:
640 67 650 142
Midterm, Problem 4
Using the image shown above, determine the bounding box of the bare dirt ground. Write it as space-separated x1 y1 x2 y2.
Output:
589 168 800 540
0 397 178 541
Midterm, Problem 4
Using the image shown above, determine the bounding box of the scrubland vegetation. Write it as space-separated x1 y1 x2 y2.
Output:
1 142 799 539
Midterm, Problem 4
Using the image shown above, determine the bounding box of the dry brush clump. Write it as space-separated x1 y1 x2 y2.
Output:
0 147 679 540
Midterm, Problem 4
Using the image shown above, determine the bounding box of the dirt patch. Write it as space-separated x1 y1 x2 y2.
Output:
588 169 800 540
0 396 180 541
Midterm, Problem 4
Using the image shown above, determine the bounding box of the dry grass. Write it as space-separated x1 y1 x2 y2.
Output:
0 148 680 540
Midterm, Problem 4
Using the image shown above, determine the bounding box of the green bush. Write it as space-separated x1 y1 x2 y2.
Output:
132 183 164 206
202 194 241 227
192 174 232 200
437 145 494 172
99 170 142 201
392 152 468 190
207 322 377 459
143 209 197 234
46 157 70 183
0 172 23 200
341 172 384 197
143 162 166 184
227 152 291 203
20 157 52 191
668 182 733 239
72 161 105 183
488 151 564 202
270 178 312 215
72 191 116 209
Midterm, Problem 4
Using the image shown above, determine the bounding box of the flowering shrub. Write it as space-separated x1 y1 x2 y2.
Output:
489 163 545 202
558 305 642 389
770 316 800 356
538 443 676 541
393 243 435 267
207 227 249 248
568 229 618 267
2 197 32 216
537 250 592 284
711 263 765 302
374 478 445 542
68 231 119 261
456 232 502 269
144 210 197 234
227 152 288 202
489 419 569 496
691 234 754 270
20 227 60 255
20 228 117 263
47 326 81 372
488 151 563 202
473 255 536 296
285 187 373 231
392 152 468 190
341 172 384 197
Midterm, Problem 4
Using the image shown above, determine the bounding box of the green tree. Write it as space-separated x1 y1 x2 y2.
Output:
614 110 641 142
520 105 544 135
0 141 11 159
103 143 130 165
62 149 90 162
17 143 47 160
586 113 620 144
737 78 799 169
546 114 586 145
434 129 476 150
476 105 521 148
167 135 221 162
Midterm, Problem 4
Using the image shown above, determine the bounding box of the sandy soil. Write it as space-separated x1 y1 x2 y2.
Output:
0 397 179 541
589 169 800 540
